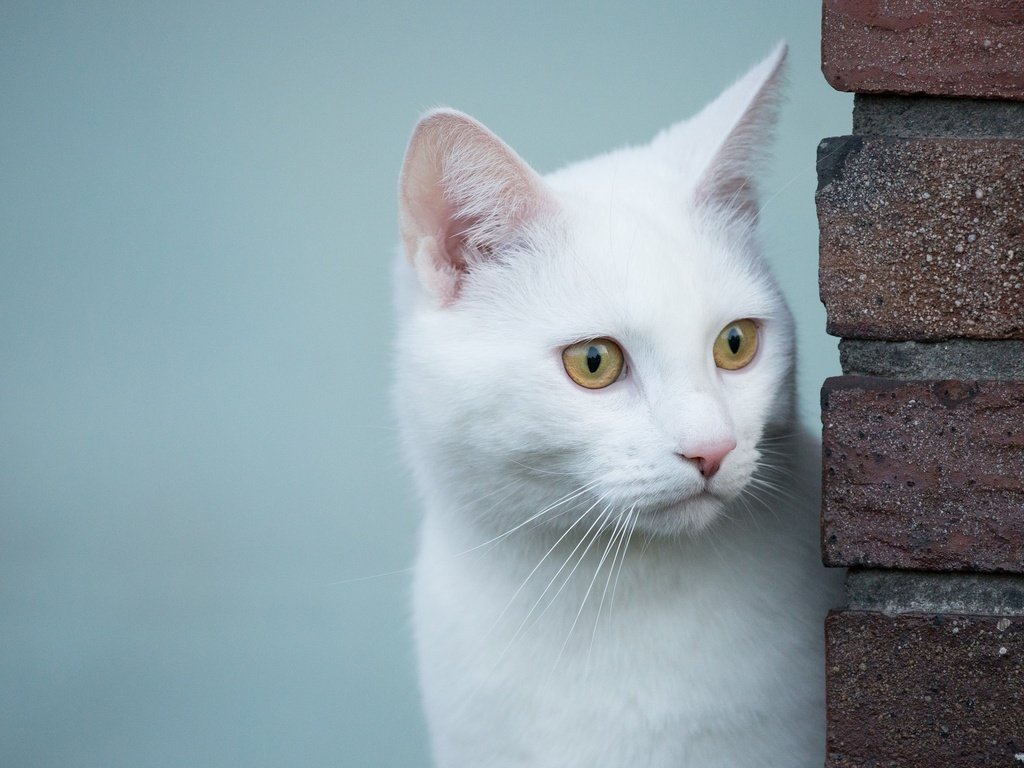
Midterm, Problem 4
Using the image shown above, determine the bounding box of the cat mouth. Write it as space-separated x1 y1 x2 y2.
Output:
644 488 722 515
629 489 728 535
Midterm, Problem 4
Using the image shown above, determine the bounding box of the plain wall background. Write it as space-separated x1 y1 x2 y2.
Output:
0 2 851 766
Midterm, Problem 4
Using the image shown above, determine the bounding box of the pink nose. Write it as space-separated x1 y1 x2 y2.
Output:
680 439 736 479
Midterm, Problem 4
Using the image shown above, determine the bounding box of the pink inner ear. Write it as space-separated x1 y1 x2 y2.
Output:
412 235 462 307
443 203 482 271
399 109 554 306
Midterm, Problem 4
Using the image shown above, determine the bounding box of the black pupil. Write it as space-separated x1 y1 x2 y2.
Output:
727 328 742 355
586 346 602 373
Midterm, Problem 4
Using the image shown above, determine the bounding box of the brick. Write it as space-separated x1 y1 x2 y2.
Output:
817 136 1024 341
826 610 1024 768
821 376 1024 572
839 339 1024 379
853 94 1024 139
822 0 1024 101
846 569 1024 616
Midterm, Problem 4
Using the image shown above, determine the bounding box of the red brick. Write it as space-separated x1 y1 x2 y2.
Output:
817 136 1024 341
821 376 1024 573
822 0 1024 101
827 610 1024 768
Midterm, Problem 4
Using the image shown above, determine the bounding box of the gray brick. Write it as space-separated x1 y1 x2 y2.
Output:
839 339 1024 379
845 569 1024 616
853 94 1024 139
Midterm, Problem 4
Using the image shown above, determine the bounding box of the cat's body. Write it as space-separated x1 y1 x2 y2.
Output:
394 45 842 767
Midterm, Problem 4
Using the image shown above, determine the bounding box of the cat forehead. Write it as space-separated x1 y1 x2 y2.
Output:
544 175 768 314
460 147 781 338
546 147 688 230
545 148 752 270
471 208 778 354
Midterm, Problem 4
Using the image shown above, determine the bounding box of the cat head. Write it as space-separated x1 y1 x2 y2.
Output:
395 45 794 538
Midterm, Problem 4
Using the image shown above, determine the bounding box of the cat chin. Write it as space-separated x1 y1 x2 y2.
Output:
636 490 734 537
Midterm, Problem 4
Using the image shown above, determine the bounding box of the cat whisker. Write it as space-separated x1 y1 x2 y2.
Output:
506 458 579 477
327 477 544 585
752 451 802 482
753 454 801 475
638 524 655 560
586 505 633 671
751 461 790 483
558 507 628 671
742 480 769 505
740 482 786 524
501 505 626 667
521 503 617 636
605 504 641 634
755 432 799 448
325 565 414 586
755 440 796 452
750 471 799 494
464 477 533 522
732 490 763 533
760 135 856 215
754 442 800 458
749 473 802 506
459 479 602 557
474 492 599 560
489 492 609 649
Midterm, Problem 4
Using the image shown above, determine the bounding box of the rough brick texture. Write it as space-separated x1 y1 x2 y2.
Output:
853 95 1024 139
820 3 1024 764
817 136 1024 341
839 339 1024 379
826 610 1024 768
846 570 1024 616
822 0 1024 101
821 376 1024 572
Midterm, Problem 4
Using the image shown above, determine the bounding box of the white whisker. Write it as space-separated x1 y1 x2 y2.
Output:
586 503 635 668
491 493 609 650
522 503 617 640
558 507 626 670
459 479 601 557
325 566 413 586
507 458 579 476
606 504 641 630
503 502 617 660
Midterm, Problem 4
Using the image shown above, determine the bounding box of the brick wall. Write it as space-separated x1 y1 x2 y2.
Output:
818 2 1024 765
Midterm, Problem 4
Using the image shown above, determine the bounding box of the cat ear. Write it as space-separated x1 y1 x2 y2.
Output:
399 109 555 306
654 43 787 220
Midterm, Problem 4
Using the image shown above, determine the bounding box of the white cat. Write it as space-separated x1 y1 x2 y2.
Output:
393 44 842 768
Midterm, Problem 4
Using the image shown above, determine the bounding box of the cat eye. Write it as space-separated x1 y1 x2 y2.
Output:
713 319 759 371
562 338 624 389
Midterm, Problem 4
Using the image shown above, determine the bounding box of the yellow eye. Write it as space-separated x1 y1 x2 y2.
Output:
713 319 759 370
562 338 624 389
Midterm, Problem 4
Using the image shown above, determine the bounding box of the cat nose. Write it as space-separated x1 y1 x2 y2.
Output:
679 439 736 479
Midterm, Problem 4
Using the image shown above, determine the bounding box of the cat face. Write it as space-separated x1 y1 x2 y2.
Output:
396 46 793 537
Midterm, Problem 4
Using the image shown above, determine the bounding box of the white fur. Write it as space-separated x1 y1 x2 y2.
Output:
394 43 843 767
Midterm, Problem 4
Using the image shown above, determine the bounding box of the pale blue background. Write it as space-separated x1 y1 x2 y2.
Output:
1 2 850 766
